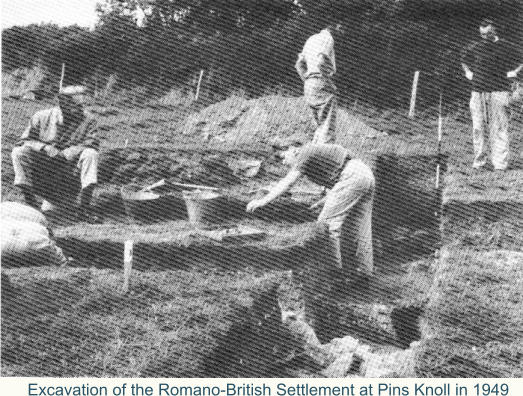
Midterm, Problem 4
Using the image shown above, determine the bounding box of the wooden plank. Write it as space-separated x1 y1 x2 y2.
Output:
198 226 266 243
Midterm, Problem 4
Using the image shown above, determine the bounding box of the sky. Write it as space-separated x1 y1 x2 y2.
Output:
2 0 100 29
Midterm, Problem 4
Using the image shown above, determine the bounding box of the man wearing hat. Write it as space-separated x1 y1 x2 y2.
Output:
295 23 344 144
11 86 100 221
461 19 522 171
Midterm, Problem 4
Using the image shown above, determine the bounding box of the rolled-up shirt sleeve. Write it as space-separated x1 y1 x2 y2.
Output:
507 41 523 71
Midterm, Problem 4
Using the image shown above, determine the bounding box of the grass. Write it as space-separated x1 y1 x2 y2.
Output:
417 248 523 377
1 93 522 377
1 267 292 377
55 220 321 247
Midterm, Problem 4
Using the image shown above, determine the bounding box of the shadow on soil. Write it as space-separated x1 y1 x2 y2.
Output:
1 154 445 376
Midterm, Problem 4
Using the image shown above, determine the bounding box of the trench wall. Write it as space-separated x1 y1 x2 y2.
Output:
416 173 523 377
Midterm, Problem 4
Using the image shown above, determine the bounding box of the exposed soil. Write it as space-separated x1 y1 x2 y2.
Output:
2 94 522 377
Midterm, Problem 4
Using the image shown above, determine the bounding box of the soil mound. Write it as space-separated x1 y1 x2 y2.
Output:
184 95 381 146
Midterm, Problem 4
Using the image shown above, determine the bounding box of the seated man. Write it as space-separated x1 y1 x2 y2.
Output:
11 86 100 221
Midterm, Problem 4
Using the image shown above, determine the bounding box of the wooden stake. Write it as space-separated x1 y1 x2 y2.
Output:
436 93 443 189
195 69 204 101
122 240 134 293
437 93 443 143
59 63 66 92
408 70 420 118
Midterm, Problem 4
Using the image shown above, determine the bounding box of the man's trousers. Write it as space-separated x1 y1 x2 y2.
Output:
302 159 375 342
470 91 511 170
12 144 99 206
318 159 375 275
304 76 337 144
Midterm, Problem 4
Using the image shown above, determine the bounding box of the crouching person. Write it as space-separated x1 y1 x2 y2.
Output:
11 86 100 222
247 142 375 340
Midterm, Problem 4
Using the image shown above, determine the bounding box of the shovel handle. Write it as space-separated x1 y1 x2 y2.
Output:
142 179 221 192
171 182 221 191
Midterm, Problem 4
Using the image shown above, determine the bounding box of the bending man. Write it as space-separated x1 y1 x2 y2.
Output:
247 143 374 340
11 86 100 221
247 142 375 279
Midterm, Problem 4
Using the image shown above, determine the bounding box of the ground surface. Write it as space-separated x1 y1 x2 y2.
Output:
1 94 522 377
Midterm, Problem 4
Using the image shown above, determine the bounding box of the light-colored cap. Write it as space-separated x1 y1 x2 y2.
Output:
59 85 86 96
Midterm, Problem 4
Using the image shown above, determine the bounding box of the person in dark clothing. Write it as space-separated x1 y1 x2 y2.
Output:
461 19 522 170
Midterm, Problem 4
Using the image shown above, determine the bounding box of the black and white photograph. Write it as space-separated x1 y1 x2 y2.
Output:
1 0 522 379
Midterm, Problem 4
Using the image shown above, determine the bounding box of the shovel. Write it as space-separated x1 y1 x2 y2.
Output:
141 179 222 193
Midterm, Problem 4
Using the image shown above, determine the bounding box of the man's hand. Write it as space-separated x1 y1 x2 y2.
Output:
43 145 61 158
465 70 474 81
246 198 268 213
309 196 326 211
507 70 518 79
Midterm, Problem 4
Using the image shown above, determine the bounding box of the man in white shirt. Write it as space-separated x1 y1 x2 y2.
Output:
11 86 100 221
295 24 343 144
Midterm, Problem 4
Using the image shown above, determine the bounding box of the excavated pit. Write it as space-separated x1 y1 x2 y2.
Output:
1 152 446 377
34 152 445 275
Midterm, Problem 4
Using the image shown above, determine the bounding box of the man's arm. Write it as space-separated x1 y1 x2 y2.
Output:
506 41 523 79
17 113 47 151
461 62 474 80
460 43 475 80
246 169 301 212
507 64 523 79
295 54 307 81
318 53 335 77
310 194 327 211
66 116 100 150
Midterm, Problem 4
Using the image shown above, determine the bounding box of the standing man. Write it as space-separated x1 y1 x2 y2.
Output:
296 23 343 144
11 86 100 221
461 19 522 171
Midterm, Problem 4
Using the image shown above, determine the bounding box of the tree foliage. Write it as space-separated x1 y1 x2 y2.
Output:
2 0 522 106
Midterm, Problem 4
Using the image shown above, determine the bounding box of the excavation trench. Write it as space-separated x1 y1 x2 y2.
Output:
45 154 444 270
2 153 446 377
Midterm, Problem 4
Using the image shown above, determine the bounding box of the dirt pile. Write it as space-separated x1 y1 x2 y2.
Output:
184 95 382 146
98 148 273 187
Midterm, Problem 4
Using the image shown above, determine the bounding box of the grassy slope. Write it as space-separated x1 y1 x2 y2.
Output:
2 95 522 377
1 267 293 377
418 249 523 377
415 106 523 376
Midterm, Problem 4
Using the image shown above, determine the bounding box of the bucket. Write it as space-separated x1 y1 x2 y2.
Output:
183 190 226 226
